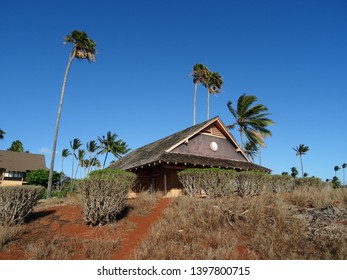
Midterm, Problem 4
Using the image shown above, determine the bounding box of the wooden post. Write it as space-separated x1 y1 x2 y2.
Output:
164 173 167 195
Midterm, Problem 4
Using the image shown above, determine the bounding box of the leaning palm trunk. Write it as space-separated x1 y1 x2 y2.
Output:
193 82 198 125
300 155 304 177
207 88 210 120
47 50 76 198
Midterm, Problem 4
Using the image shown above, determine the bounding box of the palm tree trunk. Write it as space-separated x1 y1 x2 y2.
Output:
207 88 210 120
193 82 198 125
47 50 76 198
103 152 108 169
300 155 304 177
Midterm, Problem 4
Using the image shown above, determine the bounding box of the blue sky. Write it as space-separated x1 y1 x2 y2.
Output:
0 0 346 181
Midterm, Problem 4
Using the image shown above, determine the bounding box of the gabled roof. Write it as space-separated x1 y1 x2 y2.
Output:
0 150 47 172
110 117 271 173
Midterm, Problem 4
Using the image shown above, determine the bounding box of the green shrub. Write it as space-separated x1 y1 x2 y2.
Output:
269 175 295 193
0 186 44 226
235 171 270 197
178 168 237 198
26 169 61 187
295 177 324 189
78 169 137 226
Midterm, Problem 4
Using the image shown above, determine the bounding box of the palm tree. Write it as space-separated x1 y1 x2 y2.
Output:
70 138 83 181
290 167 298 178
342 163 347 186
75 149 86 179
0 129 5 140
334 165 341 177
98 131 130 168
244 141 258 162
61 148 71 175
205 71 223 120
227 94 274 150
86 140 99 174
292 144 310 177
191 64 209 125
47 30 96 198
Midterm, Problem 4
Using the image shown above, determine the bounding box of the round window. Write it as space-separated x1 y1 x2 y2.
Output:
210 141 218 152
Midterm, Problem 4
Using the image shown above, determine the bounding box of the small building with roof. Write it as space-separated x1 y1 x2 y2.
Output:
110 117 270 195
0 150 47 186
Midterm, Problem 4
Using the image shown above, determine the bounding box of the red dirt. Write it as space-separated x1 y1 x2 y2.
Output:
0 198 171 260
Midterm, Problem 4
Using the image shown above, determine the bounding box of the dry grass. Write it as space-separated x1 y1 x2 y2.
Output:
25 235 121 260
0 226 21 250
128 191 162 216
133 188 347 260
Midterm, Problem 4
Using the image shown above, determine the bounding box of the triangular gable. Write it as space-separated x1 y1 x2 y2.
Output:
165 117 250 162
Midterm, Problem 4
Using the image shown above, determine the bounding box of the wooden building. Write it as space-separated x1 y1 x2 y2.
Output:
110 117 270 195
0 150 47 186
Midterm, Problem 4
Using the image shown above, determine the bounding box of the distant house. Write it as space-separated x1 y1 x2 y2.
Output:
0 150 47 186
110 117 270 195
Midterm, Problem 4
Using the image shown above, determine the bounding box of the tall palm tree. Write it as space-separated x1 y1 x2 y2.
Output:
191 64 209 125
75 149 86 179
70 138 83 180
244 141 258 162
342 163 347 186
47 30 96 198
86 140 99 174
292 144 309 177
61 148 71 175
227 94 274 150
98 131 130 168
334 165 341 177
0 129 5 140
205 71 223 120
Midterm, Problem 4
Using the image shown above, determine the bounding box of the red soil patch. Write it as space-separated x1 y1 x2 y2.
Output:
0 198 171 260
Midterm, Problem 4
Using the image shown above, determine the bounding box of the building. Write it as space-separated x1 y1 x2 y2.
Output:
110 117 271 195
0 150 47 186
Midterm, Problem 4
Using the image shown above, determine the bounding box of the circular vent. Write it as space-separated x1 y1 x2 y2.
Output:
210 141 218 152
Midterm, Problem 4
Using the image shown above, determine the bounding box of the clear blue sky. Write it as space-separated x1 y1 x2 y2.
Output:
1 0 346 181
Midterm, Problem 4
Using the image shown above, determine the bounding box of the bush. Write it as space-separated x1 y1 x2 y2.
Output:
0 186 44 226
78 169 137 226
295 177 324 189
26 169 61 187
235 171 270 197
178 168 237 198
269 175 295 193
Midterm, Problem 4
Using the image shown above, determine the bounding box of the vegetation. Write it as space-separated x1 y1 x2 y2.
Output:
293 144 310 177
26 169 61 187
0 129 5 140
0 186 44 226
47 30 97 198
7 140 27 152
61 148 71 175
191 64 208 125
78 169 136 226
205 71 223 120
227 94 274 151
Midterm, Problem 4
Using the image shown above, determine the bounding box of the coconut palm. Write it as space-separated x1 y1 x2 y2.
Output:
98 131 130 168
61 148 71 175
290 167 298 178
86 140 99 174
205 71 223 120
191 64 209 125
70 138 83 181
342 163 347 186
244 141 258 162
292 144 309 177
227 94 274 150
75 149 86 179
334 165 341 177
47 30 96 198
0 129 5 140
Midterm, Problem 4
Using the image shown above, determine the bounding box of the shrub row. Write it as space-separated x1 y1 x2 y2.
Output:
178 169 323 198
0 185 44 226
78 169 137 226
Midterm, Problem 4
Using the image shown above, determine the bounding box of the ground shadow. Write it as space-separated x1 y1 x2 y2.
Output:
25 209 56 224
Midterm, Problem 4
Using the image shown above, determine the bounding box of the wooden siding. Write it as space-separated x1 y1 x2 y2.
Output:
171 134 246 161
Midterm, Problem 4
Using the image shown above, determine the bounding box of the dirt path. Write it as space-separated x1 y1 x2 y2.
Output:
0 198 171 260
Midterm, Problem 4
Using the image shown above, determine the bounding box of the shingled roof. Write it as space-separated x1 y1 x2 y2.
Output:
0 150 47 172
110 117 271 173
